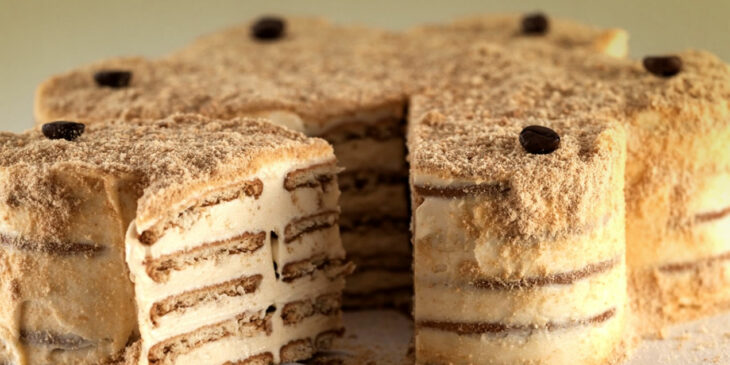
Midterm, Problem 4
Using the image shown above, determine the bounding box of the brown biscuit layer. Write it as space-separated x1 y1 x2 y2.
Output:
138 178 264 245
224 352 274 365
144 231 266 283
279 328 345 364
0 233 104 257
343 286 413 312
659 250 730 273
417 308 616 336
148 311 272 365
284 211 339 243
318 116 404 144
695 206 730 224
338 170 407 194
412 182 510 199
469 257 619 290
281 255 353 283
348 253 412 272
280 339 314 363
283 160 339 192
281 293 342 325
338 215 409 233
150 274 263 325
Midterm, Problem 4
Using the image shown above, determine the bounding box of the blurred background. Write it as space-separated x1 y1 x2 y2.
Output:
2 0 729 132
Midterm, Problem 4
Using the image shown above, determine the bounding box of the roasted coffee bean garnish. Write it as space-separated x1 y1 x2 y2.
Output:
252 16 286 41
519 125 560 154
522 13 549 35
93 70 132 88
642 56 682 78
42 121 85 141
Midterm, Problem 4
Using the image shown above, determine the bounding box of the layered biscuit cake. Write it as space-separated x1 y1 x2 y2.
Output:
0 114 350 365
408 43 628 364
28 11 730 364
33 14 627 311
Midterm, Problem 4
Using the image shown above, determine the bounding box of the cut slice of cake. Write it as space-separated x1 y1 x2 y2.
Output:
0 114 350 365
33 14 628 311
408 43 629 364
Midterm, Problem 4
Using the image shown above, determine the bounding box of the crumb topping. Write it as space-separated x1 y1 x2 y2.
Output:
0 113 329 242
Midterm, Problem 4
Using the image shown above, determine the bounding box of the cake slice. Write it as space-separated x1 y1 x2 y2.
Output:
0 114 350 365
33 14 628 310
408 43 629 364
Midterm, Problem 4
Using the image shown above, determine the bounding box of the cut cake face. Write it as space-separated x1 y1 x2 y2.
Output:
0 114 350 364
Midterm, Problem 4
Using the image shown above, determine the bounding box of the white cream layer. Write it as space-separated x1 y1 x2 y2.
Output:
415 196 623 278
126 156 344 365
416 306 624 365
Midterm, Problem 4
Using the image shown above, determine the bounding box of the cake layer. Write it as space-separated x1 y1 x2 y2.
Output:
627 171 730 269
339 183 408 218
138 179 264 246
629 204 730 269
416 306 625 365
131 164 339 258
167 312 343 365
281 293 342 326
283 162 339 192
342 287 414 311
339 217 410 258
416 260 624 324
284 211 339 244
345 270 413 296
147 310 272 365
338 169 407 195
332 138 406 173
414 195 624 280
149 274 263 326
144 231 266 283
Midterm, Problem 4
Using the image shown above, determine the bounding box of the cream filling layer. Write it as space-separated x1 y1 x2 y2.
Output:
415 262 625 325
416 306 624 365
415 196 624 279
629 213 730 269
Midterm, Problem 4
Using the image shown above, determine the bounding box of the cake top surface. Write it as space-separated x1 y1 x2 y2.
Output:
0 113 331 240
408 13 626 54
409 43 730 182
34 14 627 129
409 43 620 181
35 17 409 127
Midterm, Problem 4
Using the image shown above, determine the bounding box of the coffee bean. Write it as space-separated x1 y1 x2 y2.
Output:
42 121 85 141
519 126 560 154
94 70 132 88
252 16 285 41
522 13 549 35
266 305 277 314
643 56 682 78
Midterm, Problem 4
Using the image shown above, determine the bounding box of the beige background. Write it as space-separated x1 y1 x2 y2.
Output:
1 0 729 133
